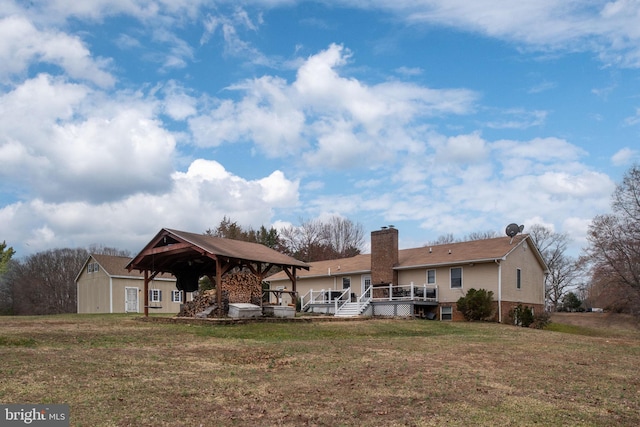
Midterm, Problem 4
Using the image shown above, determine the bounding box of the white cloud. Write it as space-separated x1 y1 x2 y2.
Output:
485 109 548 130
611 147 639 166
0 74 175 203
161 81 198 120
1 159 299 255
623 107 640 126
434 132 489 164
189 44 477 170
0 15 114 87
344 0 640 68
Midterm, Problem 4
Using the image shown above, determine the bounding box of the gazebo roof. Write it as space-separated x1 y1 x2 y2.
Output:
127 228 309 274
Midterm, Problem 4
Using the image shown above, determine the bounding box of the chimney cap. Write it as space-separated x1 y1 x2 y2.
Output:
388 225 395 228
381 226 388 229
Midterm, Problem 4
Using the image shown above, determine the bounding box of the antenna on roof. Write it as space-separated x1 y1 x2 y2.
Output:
505 223 524 244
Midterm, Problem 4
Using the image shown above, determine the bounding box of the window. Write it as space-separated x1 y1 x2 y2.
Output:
516 268 521 290
342 277 351 289
93 263 99 273
427 269 436 284
450 267 462 289
87 263 93 273
149 289 162 302
441 306 453 321
171 290 182 303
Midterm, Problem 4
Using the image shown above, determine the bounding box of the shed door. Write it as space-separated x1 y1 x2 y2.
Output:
125 287 138 313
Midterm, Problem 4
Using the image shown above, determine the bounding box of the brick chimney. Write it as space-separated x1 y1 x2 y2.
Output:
371 226 399 285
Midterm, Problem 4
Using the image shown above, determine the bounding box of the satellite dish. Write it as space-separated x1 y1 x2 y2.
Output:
505 223 520 237
505 223 524 243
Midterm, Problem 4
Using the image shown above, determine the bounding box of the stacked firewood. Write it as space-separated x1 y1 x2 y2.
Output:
222 272 262 306
177 272 262 317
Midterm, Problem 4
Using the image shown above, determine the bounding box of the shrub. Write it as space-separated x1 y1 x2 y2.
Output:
456 288 494 321
509 304 535 327
532 311 551 329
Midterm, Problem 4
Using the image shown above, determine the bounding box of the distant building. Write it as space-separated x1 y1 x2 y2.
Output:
76 254 187 314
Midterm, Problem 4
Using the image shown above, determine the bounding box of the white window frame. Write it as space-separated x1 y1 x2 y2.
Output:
342 277 351 290
149 289 162 303
171 290 182 303
427 269 436 285
441 306 453 321
450 267 463 289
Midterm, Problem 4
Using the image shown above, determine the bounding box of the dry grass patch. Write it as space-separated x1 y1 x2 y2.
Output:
0 314 639 426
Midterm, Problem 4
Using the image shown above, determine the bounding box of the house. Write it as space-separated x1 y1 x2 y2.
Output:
267 227 548 322
76 254 188 314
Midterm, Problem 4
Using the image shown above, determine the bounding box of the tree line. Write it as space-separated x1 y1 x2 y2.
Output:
0 216 365 315
1 164 639 316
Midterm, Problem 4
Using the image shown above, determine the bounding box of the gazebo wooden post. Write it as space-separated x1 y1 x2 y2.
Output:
144 269 149 317
216 257 222 317
291 267 297 309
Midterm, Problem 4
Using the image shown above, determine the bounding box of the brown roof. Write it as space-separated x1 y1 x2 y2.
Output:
397 235 533 268
165 229 310 268
127 228 310 275
267 234 545 281
83 254 175 280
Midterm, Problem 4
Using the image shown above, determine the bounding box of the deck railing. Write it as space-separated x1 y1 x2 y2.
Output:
334 288 352 313
302 283 436 311
300 288 349 312
371 283 438 302
355 285 373 312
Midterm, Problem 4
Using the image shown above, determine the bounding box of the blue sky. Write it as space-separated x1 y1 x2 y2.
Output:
1 0 639 258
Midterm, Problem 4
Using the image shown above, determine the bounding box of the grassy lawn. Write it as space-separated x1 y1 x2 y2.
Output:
0 314 639 426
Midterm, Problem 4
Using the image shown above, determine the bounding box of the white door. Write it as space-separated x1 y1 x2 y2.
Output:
362 275 371 296
125 287 138 313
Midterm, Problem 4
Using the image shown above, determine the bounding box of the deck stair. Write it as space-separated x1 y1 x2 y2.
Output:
334 300 370 317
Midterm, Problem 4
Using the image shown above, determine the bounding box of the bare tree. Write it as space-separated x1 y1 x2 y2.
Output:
529 224 581 311
585 164 640 314
427 233 456 246
326 217 365 258
280 216 365 262
465 230 500 241
88 244 131 257
9 248 88 315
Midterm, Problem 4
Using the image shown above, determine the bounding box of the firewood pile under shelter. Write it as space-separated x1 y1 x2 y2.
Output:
126 228 309 317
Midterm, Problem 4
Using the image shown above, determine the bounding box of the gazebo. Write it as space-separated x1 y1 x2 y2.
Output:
126 228 310 316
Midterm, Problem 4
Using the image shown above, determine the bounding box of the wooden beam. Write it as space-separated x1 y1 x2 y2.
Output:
144 270 149 317
216 258 222 317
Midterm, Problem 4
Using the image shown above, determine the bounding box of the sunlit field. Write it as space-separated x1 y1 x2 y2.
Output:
1 313 638 426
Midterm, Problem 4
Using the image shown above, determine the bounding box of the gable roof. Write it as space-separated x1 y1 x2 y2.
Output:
397 235 542 268
127 228 310 275
75 254 176 283
267 234 547 281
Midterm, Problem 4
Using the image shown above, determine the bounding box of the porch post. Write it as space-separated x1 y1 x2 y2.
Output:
144 269 149 317
216 258 222 317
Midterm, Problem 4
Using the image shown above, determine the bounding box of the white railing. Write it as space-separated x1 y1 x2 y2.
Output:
371 282 438 302
302 283 436 311
300 288 349 312
334 288 352 313
355 285 373 313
